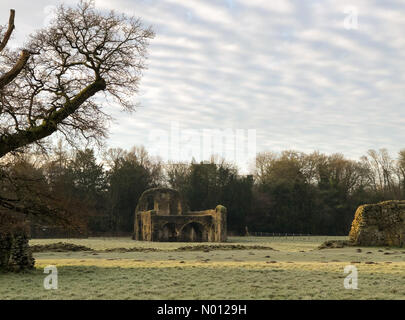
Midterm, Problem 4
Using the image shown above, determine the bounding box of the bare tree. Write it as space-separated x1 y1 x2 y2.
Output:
361 149 399 198
0 1 154 222
253 151 277 184
0 0 154 158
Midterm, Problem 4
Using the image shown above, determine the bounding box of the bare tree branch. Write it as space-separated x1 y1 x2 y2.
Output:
0 78 106 157
0 1 154 158
0 9 15 53
0 50 30 90
0 10 31 90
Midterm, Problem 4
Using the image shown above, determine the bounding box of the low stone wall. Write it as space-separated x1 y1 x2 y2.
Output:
0 213 35 272
349 200 405 247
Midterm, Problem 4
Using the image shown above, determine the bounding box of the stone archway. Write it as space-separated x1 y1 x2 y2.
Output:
160 223 177 242
179 222 206 242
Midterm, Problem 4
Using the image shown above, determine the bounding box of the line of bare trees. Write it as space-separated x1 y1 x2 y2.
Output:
255 148 405 200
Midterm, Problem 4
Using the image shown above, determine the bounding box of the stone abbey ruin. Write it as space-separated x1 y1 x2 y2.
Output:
349 200 405 247
133 188 227 242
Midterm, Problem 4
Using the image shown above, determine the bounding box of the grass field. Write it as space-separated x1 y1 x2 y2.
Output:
1 236 405 300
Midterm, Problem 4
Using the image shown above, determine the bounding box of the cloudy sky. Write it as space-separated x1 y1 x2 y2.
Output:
1 0 405 171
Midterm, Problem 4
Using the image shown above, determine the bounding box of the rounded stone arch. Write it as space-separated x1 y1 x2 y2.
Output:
179 222 207 242
159 223 178 242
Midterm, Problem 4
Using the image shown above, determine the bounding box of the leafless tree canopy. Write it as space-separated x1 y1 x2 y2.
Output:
0 0 154 158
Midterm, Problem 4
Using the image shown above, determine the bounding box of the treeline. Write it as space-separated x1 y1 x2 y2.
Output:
5 143 405 236
251 150 394 235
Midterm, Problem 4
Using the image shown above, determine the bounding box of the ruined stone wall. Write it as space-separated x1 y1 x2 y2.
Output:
0 213 35 272
136 188 185 216
133 210 154 241
134 208 227 242
133 188 227 242
201 205 228 242
349 200 405 247
152 215 213 242
213 205 227 242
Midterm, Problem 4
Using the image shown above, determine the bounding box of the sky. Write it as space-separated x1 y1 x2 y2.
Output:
1 0 405 172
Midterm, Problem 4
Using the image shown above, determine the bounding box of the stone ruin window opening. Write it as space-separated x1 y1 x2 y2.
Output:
147 195 154 211
169 198 180 216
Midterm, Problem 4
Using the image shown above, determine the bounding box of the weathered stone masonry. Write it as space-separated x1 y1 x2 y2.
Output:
349 200 405 247
133 188 227 242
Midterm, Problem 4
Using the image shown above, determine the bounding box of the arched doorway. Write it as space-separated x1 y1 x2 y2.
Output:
161 223 177 242
179 222 206 242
